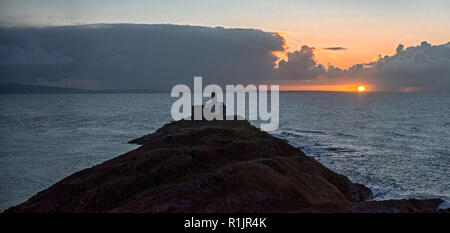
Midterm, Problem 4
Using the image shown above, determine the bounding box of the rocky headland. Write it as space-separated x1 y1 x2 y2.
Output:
5 118 447 213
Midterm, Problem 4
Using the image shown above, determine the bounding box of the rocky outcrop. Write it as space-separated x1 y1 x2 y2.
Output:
4 119 446 213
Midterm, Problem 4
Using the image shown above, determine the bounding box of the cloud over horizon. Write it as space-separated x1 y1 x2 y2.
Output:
0 24 449 92
323 41 450 91
276 45 326 80
273 41 450 92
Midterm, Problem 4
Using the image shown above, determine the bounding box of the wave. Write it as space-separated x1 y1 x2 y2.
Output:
335 132 357 138
326 147 357 153
296 130 326 135
272 128 450 206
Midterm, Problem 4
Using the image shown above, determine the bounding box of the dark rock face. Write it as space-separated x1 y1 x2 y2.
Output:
4 119 446 213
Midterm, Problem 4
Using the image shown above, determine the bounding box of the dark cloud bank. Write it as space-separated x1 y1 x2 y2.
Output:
0 24 449 91
0 24 283 90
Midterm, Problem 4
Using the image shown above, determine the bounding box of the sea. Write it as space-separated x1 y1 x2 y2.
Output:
0 92 449 211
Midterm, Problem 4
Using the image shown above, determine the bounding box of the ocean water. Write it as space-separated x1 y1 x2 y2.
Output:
0 92 449 211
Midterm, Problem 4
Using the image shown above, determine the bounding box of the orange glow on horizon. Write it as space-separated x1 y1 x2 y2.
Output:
281 28 450 69
280 84 373 92
357 85 366 92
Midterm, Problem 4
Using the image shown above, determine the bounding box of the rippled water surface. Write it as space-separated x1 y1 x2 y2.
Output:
0 92 449 210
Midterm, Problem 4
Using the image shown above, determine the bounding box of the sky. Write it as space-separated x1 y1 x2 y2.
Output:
0 0 449 91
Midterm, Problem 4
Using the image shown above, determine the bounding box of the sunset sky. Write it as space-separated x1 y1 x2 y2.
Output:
1 0 449 92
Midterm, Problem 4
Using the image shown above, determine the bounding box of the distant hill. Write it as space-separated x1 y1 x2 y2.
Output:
0 83 165 94
0 83 92 94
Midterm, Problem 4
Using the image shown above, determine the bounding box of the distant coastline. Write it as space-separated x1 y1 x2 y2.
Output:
0 83 166 95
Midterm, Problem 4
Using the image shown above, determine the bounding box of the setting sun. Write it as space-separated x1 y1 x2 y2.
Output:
357 85 366 92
